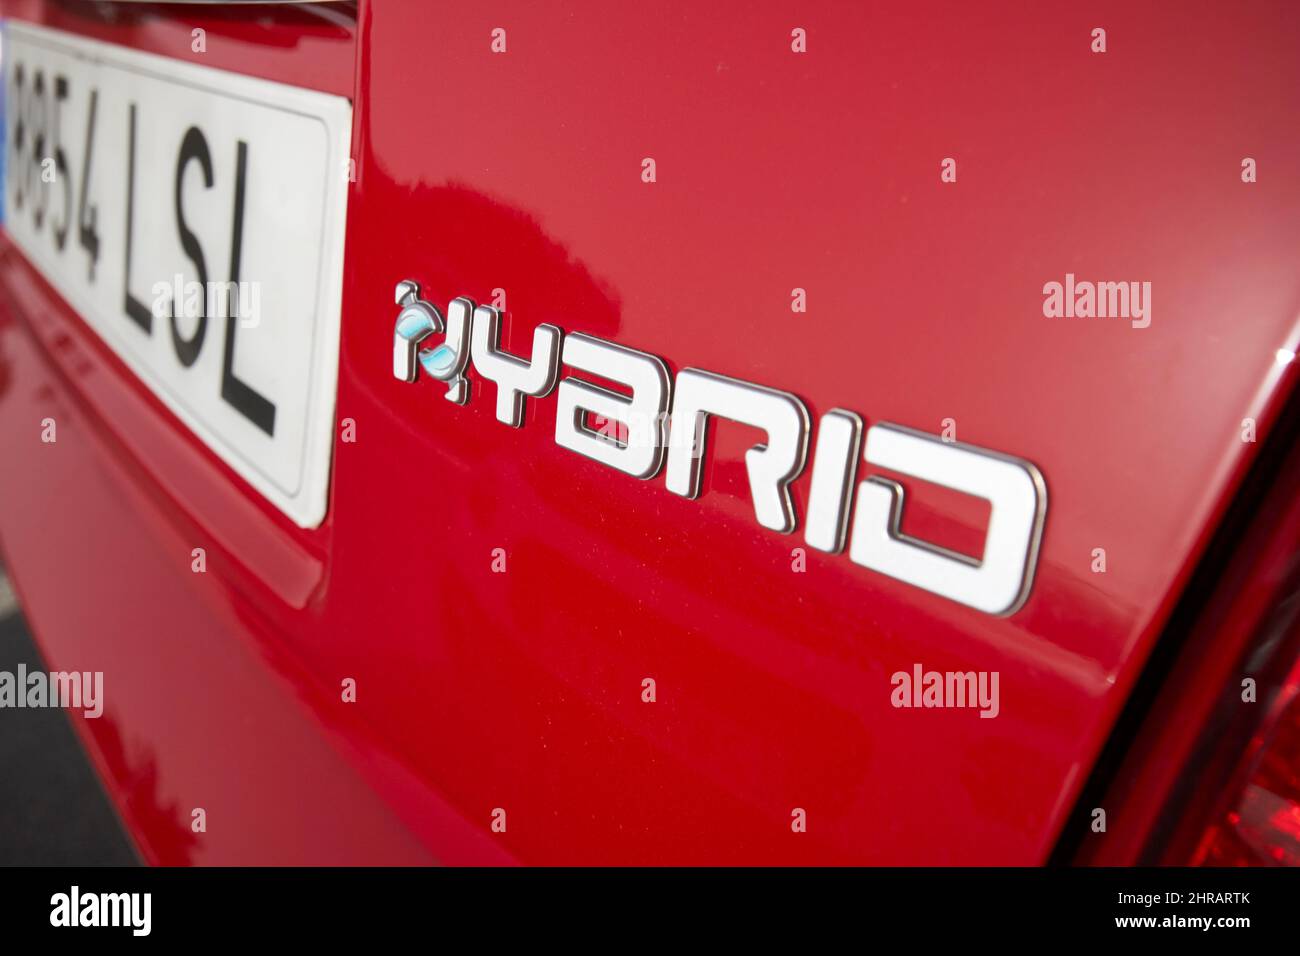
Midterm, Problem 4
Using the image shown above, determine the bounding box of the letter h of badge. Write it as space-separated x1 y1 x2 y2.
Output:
392 279 472 403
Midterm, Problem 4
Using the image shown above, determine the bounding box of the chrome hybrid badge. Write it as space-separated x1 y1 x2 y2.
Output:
391 280 1047 615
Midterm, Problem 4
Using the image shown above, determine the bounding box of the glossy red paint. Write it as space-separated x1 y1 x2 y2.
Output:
2 0 1300 864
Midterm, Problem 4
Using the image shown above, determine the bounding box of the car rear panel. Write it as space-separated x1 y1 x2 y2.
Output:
2 0 1299 864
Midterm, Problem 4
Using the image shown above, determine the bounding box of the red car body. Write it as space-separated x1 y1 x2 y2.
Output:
1 0 1299 865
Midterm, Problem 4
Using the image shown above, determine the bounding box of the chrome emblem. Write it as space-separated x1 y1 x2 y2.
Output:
392 280 472 404
392 280 1047 616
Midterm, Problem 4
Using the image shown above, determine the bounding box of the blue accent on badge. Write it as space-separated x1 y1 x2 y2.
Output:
420 343 459 377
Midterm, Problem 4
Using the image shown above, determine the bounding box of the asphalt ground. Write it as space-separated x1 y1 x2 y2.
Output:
0 564 138 865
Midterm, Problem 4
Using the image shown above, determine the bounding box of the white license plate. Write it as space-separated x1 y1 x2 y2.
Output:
2 21 352 527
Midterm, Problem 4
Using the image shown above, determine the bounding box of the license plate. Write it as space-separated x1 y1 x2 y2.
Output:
2 21 352 527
